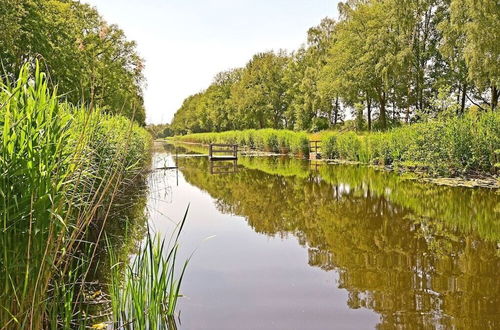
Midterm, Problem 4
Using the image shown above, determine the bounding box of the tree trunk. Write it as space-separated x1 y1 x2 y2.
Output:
492 86 499 111
379 91 387 130
406 85 411 123
334 95 339 125
460 82 467 115
366 97 372 131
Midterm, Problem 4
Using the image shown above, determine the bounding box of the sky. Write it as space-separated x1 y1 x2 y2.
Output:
83 0 340 124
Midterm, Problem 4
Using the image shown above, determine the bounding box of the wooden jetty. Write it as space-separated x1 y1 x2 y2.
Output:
309 140 321 160
209 143 238 160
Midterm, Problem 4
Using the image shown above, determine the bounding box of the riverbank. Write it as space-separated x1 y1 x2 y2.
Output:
171 112 499 186
170 140 499 189
0 64 152 327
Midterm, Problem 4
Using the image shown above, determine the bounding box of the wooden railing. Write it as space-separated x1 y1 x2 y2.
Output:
209 144 238 160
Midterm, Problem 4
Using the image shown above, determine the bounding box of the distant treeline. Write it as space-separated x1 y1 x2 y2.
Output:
0 0 146 124
171 0 499 134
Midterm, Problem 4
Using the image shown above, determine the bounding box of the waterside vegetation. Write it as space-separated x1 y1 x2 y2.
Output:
0 63 150 328
0 0 194 326
0 63 186 328
172 110 499 175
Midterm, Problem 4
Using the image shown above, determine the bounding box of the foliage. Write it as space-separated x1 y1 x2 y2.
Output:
0 63 151 328
170 0 499 134
0 0 146 124
147 123 173 138
321 111 500 174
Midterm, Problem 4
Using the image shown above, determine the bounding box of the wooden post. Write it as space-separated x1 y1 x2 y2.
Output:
209 144 213 159
309 140 321 160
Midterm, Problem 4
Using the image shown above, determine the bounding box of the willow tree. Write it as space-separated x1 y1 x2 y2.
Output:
442 0 500 110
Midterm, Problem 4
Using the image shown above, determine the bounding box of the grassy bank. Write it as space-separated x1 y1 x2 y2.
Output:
174 129 310 156
0 63 153 328
173 112 499 175
321 112 499 175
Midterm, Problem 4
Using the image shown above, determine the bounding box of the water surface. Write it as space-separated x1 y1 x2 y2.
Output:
147 142 499 329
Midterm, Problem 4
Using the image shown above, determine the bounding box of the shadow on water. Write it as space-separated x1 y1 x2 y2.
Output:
164 141 499 329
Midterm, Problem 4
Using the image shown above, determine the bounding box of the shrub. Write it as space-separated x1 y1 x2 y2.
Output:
322 133 339 159
336 132 362 161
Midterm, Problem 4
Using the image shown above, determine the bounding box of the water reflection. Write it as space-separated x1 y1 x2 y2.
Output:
169 143 499 329
210 159 239 175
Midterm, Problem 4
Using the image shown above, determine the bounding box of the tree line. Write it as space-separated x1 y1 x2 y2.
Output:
0 0 146 124
171 0 499 134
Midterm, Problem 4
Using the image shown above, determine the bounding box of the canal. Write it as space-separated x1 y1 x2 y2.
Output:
144 141 499 329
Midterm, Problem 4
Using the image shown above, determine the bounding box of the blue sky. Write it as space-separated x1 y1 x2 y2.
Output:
84 0 339 124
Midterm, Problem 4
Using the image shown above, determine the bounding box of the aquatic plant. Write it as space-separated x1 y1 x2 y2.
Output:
107 208 190 329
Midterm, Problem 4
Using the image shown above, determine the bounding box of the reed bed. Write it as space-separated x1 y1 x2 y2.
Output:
174 129 310 156
174 111 499 174
321 112 500 174
0 62 168 328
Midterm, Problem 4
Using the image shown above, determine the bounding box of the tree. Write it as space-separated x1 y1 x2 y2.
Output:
230 51 289 129
441 0 500 110
0 0 146 124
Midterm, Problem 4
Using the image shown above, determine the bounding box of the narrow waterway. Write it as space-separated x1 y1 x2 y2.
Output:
145 141 499 330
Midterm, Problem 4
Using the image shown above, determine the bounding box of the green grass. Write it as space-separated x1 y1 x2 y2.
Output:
321 112 500 174
0 62 152 328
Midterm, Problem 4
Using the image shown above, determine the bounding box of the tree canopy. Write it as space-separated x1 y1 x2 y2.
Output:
171 0 499 134
0 0 146 124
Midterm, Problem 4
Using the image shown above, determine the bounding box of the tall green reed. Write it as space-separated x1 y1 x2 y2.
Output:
174 129 310 157
0 62 152 328
320 112 500 174
107 208 190 329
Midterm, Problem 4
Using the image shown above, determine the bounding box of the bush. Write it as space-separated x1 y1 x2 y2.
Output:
311 117 330 132
336 132 362 161
322 133 338 159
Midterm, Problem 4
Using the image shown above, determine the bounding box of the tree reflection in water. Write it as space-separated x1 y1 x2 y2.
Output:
176 154 499 329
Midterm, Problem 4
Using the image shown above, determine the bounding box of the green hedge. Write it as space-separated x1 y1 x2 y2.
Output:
321 112 500 174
